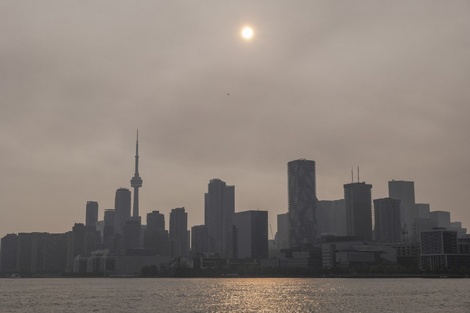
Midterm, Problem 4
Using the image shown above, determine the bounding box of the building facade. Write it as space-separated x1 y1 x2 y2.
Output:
204 179 235 257
344 182 373 241
288 159 317 247
374 198 402 243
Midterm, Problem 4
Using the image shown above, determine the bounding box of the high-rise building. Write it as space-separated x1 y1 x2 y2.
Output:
130 130 143 219
288 159 317 247
430 211 451 229
147 211 165 230
373 198 402 243
344 182 373 241
169 207 189 257
66 223 100 272
233 210 269 259
415 203 431 218
388 180 416 238
316 199 347 237
1 234 18 272
123 219 142 250
204 178 235 257
191 225 209 255
276 213 290 250
85 201 98 228
114 188 131 235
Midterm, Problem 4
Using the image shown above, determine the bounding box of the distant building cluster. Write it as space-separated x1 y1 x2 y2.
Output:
1 137 469 276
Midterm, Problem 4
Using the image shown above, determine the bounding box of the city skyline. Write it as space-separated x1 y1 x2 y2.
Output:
1 1 470 237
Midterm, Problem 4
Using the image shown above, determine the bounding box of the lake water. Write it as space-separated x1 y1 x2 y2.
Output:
0 278 469 312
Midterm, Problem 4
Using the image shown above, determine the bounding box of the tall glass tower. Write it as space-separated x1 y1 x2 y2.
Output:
288 159 317 247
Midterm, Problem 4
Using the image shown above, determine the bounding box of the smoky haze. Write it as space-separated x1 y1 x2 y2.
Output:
1 1 469 236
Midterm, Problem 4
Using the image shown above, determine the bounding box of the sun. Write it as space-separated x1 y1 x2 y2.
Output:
241 26 254 40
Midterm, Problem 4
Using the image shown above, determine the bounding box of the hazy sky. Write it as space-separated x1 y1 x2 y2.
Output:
1 1 469 238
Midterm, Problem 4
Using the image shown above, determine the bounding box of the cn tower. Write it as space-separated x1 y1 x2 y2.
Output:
130 130 143 218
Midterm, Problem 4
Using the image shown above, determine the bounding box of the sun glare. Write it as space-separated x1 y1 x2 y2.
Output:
241 26 254 40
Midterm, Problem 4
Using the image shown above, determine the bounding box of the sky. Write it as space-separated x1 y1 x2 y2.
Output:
1 1 469 238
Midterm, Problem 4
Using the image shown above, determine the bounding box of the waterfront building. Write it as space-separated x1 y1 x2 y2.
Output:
374 198 402 243
388 180 416 240
344 182 373 241
233 210 268 259
316 199 347 237
288 159 317 247
147 211 165 230
66 223 100 272
0 233 17 272
85 201 98 228
123 219 142 251
430 211 451 229
204 178 235 257
191 225 209 255
277 213 290 250
114 188 131 235
170 207 189 257
420 229 470 270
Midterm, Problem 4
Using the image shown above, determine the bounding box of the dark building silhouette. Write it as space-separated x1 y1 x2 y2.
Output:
147 210 165 230
123 219 142 251
1 234 18 272
374 198 402 243
344 182 373 241
169 207 189 257
103 209 116 250
66 223 100 272
130 130 143 219
388 180 415 240
85 201 98 228
288 159 317 247
16 233 33 274
114 188 131 236
191 225 209 255
204 179 235 257
233 210 269 259
143 228 170 257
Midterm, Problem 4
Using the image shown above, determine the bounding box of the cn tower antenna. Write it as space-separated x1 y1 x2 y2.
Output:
130 129 143 219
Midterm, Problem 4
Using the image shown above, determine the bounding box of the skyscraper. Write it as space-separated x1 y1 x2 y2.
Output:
147 211 165 230
388 180 415 238
169 207 188 257
344 182 373 241
374 198 402 243
233 210 268 259
288 159 317 247
114 188 131 235
204 178 235 258
130 130 143 219
85 201 98 228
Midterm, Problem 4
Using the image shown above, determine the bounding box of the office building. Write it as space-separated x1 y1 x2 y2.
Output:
114 188 131 235
316 199 347 237
1 234 18 272
373 198 402 243
191 225 209 255
170 207 189 257
277 213 290 250
204 178 235 257
233 210 269 259
344 182 373 241
430 211 451 229
420 229 470 270
123 219 142 250
288 159 317 247
388 180 415 239
85 201 98 228
147 211 165 230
